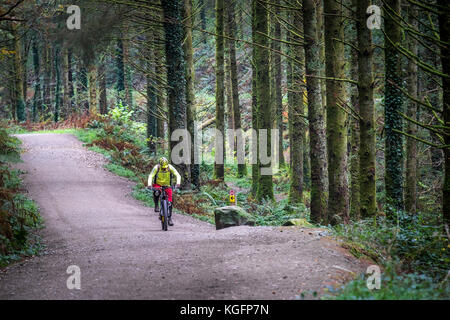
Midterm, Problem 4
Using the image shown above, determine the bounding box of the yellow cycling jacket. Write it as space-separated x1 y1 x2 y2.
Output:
148 164 181 187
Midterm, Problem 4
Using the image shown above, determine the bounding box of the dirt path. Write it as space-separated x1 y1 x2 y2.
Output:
0 133 368 299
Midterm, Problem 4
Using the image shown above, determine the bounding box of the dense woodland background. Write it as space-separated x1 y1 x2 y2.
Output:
0 0 449 297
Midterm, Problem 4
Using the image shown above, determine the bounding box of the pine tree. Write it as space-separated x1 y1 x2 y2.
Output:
405 6 419 214
384 0 404 214
356 0 377 218
324 0 349 224
438 2 450 226
254 0 274 201
184 0 199 187
32 39 41 122
161 0 190 188
214 0 225 181
226 0 246 178
12 24 25 121
289 8 304 204
303 0 328 223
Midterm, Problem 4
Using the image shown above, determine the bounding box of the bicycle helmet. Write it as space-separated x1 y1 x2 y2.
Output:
159 157 169 169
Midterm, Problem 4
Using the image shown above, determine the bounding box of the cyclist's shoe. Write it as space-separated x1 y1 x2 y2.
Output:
168 217 174 226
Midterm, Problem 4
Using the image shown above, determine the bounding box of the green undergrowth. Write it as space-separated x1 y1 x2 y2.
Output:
325 211 449 299
0 127 43 267
327 270 449 300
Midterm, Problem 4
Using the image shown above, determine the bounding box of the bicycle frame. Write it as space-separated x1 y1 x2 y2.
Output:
152 186 173 231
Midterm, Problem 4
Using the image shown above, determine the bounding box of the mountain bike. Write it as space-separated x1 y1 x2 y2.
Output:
148 185 175 231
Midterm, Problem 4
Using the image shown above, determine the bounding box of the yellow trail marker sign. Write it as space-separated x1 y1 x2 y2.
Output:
229 190 236 205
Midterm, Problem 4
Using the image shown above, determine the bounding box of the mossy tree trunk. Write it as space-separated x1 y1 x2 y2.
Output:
161 0 190 188
349 2 360 219
88 63 97 115
251 0 259 196
12 24 25 122
254 0 274 201
122 33 133 109
324 0 349 224
43 44 51 114
272 6 285 167
438 4 450 226
78 63 89 113
226 0 246 177
199 0 207 44
54 47 61 122
116 38 125 105
183 0 199 187
356 0 377 218
67 49 75 113
214 0 225 181
154 0 166 148
384 0 404 214
303 0 328 223
99 62 107 115
285 7 293 169
32 40 41 122
62 47 70 118
147 29 158 155
405 6 419 214
288 8 304 204
316 1 326 110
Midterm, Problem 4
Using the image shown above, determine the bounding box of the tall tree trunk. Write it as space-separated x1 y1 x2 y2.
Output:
154 0 166 148
146 29 157 155
77 62 87 113
405 6 419 214
43 44 51 115
254 0 274 201
225 56 234 131
122 32 133 109
289 9 304 204
116 38 125 105
88 63 97 115
251 0 259 196
227 0 246 177
285 6 293 169
99 63 107 115
384 0 404 214
32 40 41 122
272 6 285 167
303 0 328 223
438 3 450 227
214 0 225 181
49 47 55 112
22 40 28 120
184 0 198 187
62 48 70 119
316 0 326 110
199 0 207 44
12 24 25 122
54 47 61 122
67 49 74 113
356 0 377 218
161 0 190 188
349 2 360 219
324 0 349 225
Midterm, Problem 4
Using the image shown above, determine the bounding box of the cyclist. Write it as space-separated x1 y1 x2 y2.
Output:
148 157 181 226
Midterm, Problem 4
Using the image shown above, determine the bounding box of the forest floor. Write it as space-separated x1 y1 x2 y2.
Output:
0 133 370 299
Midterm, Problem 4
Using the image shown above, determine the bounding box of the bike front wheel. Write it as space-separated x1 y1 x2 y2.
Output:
161 200 168 231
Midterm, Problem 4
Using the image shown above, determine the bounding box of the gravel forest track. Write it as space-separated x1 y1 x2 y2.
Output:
0 133 368 299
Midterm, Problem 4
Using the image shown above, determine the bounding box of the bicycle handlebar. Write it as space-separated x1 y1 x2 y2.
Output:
147 185 177 191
